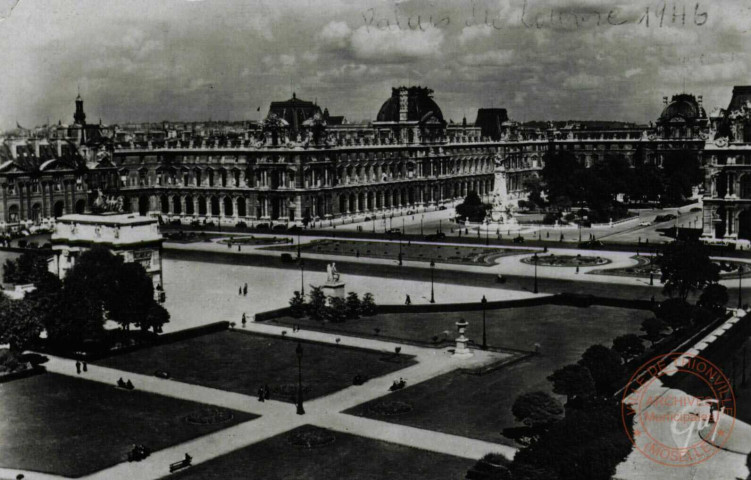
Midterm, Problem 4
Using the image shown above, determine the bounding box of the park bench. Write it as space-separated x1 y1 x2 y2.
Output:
169 455 192 473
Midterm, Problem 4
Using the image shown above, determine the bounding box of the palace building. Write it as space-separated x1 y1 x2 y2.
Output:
4 85 744 241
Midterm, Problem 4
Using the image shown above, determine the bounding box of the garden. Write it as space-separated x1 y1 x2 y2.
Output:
519 253 611 268
218 235 293 246
268 239 532 266
96 330 415 401
171 425 474 480
0 372 255 477
342 304 648 443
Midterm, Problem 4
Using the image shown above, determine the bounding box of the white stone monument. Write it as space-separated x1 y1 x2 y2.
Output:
489 153 517 225
453 319 474 358
322 262 345 301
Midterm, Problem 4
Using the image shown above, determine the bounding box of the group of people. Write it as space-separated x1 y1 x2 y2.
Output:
117 378 135 390
75 361 88 374
239 283 248 296
127 444 151 462
257 384 271 402
389 377 407 391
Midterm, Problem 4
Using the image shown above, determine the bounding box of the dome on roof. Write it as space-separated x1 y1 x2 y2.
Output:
376 86 445 124
659 94 706 123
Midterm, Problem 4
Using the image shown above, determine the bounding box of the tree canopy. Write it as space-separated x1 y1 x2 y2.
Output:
546 364 595 403
660 241 719 300
512 391 564 428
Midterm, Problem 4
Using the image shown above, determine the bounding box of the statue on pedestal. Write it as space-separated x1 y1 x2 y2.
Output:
326 263 340 284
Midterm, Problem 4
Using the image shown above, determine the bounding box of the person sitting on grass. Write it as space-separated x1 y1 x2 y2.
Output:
125 379 134 390
117 378 126 388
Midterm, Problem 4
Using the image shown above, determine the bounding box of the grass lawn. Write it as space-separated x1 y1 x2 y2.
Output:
97 330 415 402
171 425 474 480
0 372 255 477
340 305 647 444
267 238 532 266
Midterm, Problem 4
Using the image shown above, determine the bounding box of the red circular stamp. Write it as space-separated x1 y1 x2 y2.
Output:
621 352 736 467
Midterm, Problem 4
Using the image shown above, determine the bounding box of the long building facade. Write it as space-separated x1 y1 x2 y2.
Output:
4 85 746 241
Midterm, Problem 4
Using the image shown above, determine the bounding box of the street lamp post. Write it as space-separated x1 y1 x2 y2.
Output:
420 215 424 236
481 295 487 350
295 342 305 415
430 260 436 304
297 231 301 259
739 265 744 309
533 253 539 294
300 260 305 296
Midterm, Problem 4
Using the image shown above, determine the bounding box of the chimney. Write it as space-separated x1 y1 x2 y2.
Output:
399 87 408 123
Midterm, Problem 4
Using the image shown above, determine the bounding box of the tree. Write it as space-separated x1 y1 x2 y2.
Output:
612 334 645 363
656 298 693 331
522 176 544 207
326 296 348 323
3 252 53 285
578 345 624 395
640 316 668 346
512 391 564 428
107 262 154 331
510 400 632 480
345 292 361 319
289 291 305 318
139 302 170 333
660 241 719 300
306 286 327 321
360 292 377 316
698 283 728 312
0 296 42 353
541 150 584 207
546 364 595 403
456 191 488 222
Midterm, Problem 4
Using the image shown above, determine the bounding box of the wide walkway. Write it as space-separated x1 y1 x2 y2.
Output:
9 323 515 480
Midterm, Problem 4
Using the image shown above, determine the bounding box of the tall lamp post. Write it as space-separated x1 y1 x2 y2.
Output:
300 259 305 296
533 253 539 294
420 215 424 236
739 265 744 309
297 231 301 259
481 295 487 350
430 260 436 304
295 342 305 415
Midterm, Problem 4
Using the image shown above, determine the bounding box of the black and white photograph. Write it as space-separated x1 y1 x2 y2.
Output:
0 0 750 478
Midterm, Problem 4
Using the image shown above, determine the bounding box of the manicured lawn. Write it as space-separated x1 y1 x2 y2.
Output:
0 372 255 477
342 305 647 444
97 331 415 402
172 425 474 480
274 304 648 351
267 238 532 266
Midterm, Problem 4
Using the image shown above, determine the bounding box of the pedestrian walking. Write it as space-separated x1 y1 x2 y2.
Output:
264 384 271 400
405 295 411 305
243 283 248 296
258 387 265 402
75 361 81 374
83 361 87 372
238 245 241 252
241 313 246 326
239 287 242 295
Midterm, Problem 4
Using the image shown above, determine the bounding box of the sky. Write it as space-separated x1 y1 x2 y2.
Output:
0 0 749 130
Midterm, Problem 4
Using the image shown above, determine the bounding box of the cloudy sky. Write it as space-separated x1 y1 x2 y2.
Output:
0 0 749 130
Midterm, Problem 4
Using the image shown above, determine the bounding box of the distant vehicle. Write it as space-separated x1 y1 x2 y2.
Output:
255 223 270 230
639 221 652 227
579 240 604 249
288 225 302 233
655 214 677 223
280 253 295 263
512 236 525 244
424 232 446 241
690 207 702 212
386 228 402 236
272 224 288 231
438 205 447 210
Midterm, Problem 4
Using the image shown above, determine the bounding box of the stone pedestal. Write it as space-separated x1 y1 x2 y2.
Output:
322 282 345 301
453 319 473 358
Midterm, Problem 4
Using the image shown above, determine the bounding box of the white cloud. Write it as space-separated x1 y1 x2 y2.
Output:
457 25 493 45
460 49 514 66
563 73 604 90
319 20 352 48
349 26 444 61
624 67 642 78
